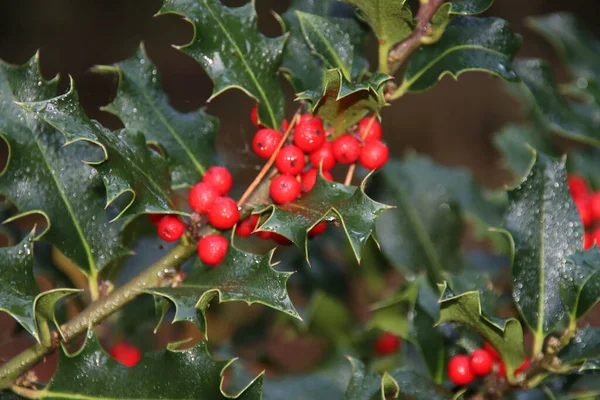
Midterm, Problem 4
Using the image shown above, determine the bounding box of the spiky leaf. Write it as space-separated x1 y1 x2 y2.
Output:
561 249 600 323
344 357 383 400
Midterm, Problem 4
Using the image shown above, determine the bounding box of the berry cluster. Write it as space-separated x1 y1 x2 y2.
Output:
109 341 142 367
448 344 530 386
568 175 600 249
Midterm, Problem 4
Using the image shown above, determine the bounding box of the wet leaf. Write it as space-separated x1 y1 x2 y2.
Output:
561 249 600 323
559 327 600 371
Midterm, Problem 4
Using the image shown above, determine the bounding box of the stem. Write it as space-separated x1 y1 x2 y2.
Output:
36 317 52 349
11 385 40 399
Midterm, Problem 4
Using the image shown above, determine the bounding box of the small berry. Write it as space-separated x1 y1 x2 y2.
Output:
308 142 336 171
374 332 400 355
281 119 289 132
515 357 530 375
301 168 333 192
203 166 233 195
589 192 600 220
188 182 219 214
235 214 259 237
357 117 382 141
147 214 164 226
208 197 240 230
253 129 283 159
255 230 273 240
275 145 305 175
496 360 506 377
576 198 593 227
308 222 327 238
157 216 185 242
586 231 595 250
294 116 325 153
270 174 301 204
250 105 259 127
272 233 293 245
359 140 389 170
332 134 361 164
470 349 493 376
483 343 500 361
110 342 142 367
198 234 229 266
568 175 589 200
448 355 476 386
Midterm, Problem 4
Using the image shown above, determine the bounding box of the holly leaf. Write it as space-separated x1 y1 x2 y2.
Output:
561 249 600 324
103 46 219 188
437 282 525 383
34 330 263 399
503 151 583 343
0 56 127 277
398 16 521 94
160 0 285 129
449 0 494 14
386 369 450 400
344 357 383 400
147 244 299 333
559 328 600 371
256 173 392 263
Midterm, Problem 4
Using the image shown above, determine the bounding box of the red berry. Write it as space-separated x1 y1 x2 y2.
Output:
203 166 233 195
254 230 273 240
497 360 506 377
568 175 589 200
359 140 389 170
198 234 229 266
576 198 593 227
250 105 259 127
275 145 305 175
270 174 301 204
586 231 595 250
332 134 361 164
448 355 476 386
208 197 240 230
294 116 325 153
308 222 327 238
483 343 500 361
301 168 333 192
253 129 283 159
300 114 314 123
110 342 142 367
157 216 185 242
272 233 293 245
308 141 336 171
589 192 600 220
357 117 382 141
515 357 530 375
188 182 219 214
470 349 493 376
147 214 164 225
374 332 400 355
281 119 289 132
235 214 259 237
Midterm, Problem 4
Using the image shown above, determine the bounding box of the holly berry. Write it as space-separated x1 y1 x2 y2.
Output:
309 141 336 171
202 166 233 195
254 230 273 240
496 357 530 378
301 168 333 192
293 115 325 153
515 357 530 375
253 128 283 159
469 349 493 376
374 332 400 355
483 343 500 361
589 192 600 220
332 134 361 164
147 214 164 226
250 105 259 127
359 140 389 170
281 119 289 132
270 174 301 204
208 197 240 230
568 175 589 200
235 214 259 237
157 216 185 242
576 198 593 227
357 117 382 141
110 342 142 367
585 231 594 250
188 182 219 214
448 355 476 386
272 233 292 245
308 222 327 238
198 234 229 266
275 145 305 175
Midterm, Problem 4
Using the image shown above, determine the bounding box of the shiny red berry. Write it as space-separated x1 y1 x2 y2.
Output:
235 214 259 237
359 140 389 170
585 231 595 250
308 222 327 238
470 349 493 376
253 129 283 159
589 192 600 220
357 117 382 141
301 168 333 192
110 342 142 367
272 233 293 245
576 198 593 227
270 174 301 204
202 166 233 195
332 134 361 164
275 145 305 175
294 116 325 153
254 230 273 240
188 182 219 214
483 343 500 361
147 214 164 225
198 234 229 266
448 355 476 386
374 332 400 355
568 175 589 200
157 216 185 242
281 119 289 132
208 197 240 230
308 142 336 171
250 105 259 127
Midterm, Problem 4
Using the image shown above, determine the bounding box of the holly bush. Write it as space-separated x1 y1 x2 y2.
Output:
0 1 599 399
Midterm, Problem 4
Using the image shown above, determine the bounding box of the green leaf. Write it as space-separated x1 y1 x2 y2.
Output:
398 16 521 94
449 0 494 15
256 173 392 263
569 149 600 191
504 152 582 344
20 84 177 222
387 369 450 400
559 327 600 371
103 46 219 188
561 249 600 323
437 282 525 383
36 330 263 399
0 56 127 277
344 357 382 400
160 0 285 129
147 244 299 333
305 291 354 346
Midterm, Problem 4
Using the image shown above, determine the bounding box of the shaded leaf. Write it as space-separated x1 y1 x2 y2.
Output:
569 149 600 191
387 369 450 400
560 327 600 371
161 0 285 129
449 0 494 15
344 357 382 400
562 249 600 322
104 46 219 188
305 291 354 346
